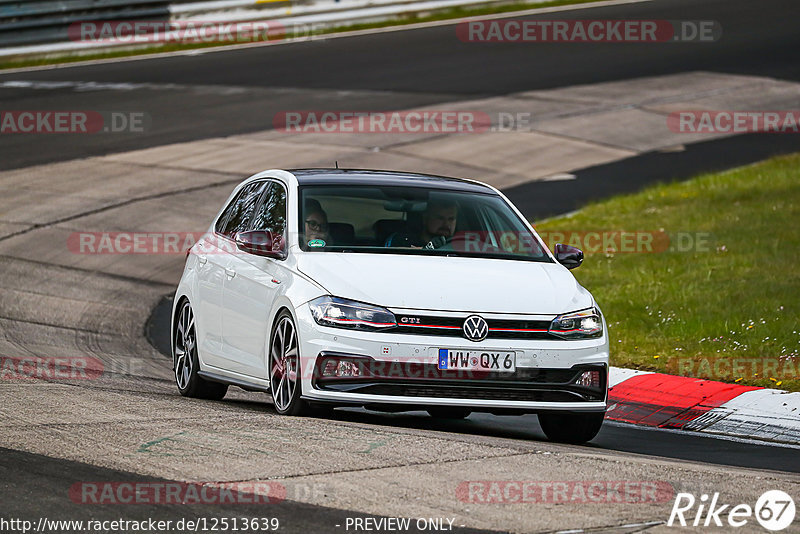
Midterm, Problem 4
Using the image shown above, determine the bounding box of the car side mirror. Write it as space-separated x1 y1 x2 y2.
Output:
234 230 285 259
555 243 583 269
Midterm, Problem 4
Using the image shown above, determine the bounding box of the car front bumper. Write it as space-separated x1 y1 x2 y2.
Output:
295 304 609 413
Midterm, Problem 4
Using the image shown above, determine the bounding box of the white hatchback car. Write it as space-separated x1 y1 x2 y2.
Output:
172 169 609 443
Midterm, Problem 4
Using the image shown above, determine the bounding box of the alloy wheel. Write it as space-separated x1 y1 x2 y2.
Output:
270 315 298 412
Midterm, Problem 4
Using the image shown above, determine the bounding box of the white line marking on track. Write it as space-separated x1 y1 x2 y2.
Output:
0 80 248 94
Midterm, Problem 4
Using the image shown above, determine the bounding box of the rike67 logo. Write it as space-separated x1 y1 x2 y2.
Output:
668 490 795 531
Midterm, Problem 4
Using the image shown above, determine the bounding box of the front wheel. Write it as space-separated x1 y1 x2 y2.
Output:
268 311 309 416
538 411 604 444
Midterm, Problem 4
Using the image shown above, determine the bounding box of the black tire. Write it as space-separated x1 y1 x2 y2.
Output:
427 407 472 419
268 310 310 416
538 411 604 444
173 300 228 400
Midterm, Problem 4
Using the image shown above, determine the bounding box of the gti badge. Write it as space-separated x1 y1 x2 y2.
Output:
463 315 488 342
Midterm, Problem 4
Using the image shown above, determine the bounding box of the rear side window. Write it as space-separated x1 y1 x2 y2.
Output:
251 182 287 237
215 181 265 237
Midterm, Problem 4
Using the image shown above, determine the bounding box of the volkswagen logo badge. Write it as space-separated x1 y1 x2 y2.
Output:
463 315 488 342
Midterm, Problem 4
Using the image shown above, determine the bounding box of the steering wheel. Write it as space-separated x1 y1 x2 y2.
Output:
428 234 504 254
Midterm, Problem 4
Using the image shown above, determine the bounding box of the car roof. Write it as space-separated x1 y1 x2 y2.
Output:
287 169 496 194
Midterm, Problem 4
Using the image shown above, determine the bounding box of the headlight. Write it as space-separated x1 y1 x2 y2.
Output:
549 308 603 339
309 296 397 331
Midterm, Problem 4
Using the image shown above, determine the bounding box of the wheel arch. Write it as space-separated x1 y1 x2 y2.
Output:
266 301 297 345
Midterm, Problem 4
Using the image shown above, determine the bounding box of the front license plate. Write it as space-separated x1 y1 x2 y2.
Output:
437 349 516 372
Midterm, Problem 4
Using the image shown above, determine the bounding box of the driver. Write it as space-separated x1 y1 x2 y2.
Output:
385 199 458 248
420 199 458 248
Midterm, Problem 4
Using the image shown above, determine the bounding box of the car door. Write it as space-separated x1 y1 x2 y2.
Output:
200 180 266 373
195 183 260 367
194 231 226 367
221 180 287 378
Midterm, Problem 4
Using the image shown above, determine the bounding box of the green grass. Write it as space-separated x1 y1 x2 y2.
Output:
1 0 606 70
536 154 800 391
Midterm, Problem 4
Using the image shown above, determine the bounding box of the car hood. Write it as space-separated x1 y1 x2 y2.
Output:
296 253 593 314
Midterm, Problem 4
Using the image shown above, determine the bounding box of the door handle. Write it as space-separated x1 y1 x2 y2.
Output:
197 255 207 265
225 268 236 278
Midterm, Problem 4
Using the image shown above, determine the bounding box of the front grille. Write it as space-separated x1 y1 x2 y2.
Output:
395 314 554 340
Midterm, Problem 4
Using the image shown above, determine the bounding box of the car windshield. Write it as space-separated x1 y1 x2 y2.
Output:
299 184 551 262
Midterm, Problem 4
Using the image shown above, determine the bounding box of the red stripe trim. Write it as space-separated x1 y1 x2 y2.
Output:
402 324 461 329
489 327 549 333
326 317 396 327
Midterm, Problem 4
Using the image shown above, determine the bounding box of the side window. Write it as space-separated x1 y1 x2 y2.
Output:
251 182 287 237
216 182 265 238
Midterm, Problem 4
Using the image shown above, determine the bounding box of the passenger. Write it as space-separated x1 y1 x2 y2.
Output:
304 199 331 245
